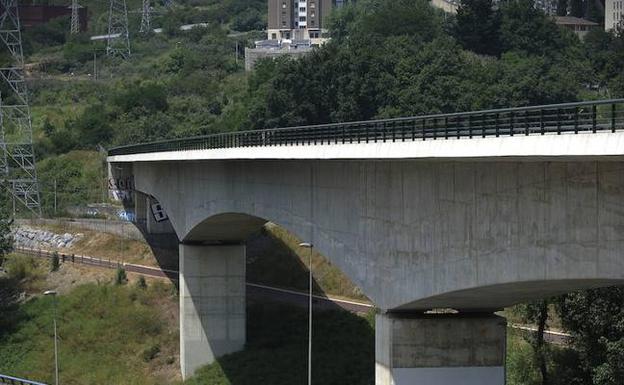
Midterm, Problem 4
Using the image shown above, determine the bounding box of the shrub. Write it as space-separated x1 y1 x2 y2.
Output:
50 252 60 272
6 255 35 280
135 276 147 289
141 343 160 362
115 267 127 285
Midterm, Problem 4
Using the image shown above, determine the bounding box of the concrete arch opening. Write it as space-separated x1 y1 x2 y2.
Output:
178 212 372 380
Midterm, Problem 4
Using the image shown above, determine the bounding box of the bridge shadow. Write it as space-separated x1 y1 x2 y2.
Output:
186 224 375 384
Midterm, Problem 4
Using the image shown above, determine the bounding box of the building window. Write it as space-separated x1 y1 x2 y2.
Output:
311 12 315 17
310 2 315 8
272 33 277 39
300 7 306 11
282 2 287 8
310 20 315 27
299 16 306 21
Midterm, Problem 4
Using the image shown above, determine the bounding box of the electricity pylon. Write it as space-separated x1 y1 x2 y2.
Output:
0 0 41 215
70 0 81 35
139 0 151 33
106 0 131 59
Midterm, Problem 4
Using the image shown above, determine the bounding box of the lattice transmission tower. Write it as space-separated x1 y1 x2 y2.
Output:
139 0 151 33
106 0 131 59
70 0 81 35
0 0 41 215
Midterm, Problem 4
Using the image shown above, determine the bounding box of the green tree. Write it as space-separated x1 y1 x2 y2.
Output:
50 251 60 272
517 300 550 385
499 0 569 56
71 104 112 148
454 0 501 56
555 288 624 385
115 266 127 285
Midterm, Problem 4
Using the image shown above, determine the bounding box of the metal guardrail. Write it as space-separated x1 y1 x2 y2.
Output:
0 374 48 385
108 99 624 156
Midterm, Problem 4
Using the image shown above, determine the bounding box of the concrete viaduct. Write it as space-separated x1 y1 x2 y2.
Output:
108 99 624 384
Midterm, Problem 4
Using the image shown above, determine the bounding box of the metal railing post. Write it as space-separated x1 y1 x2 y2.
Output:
495 113 499 137
612 103 616 133
574 107 579 134
482 113 486 138
509 111 514 136
592 104 597 133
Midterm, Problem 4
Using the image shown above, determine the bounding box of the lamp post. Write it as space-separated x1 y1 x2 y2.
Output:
299 242 313 385
43 290 59 385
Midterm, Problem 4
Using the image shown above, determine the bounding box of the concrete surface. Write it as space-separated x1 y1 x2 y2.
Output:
115 159 624 311
375 313 506 385
179 244 246 379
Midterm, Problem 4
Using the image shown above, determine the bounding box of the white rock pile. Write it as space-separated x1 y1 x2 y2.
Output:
12 226 84 249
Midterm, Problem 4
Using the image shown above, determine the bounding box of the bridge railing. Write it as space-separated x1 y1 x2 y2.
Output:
108 99 624 156
0 374 48 385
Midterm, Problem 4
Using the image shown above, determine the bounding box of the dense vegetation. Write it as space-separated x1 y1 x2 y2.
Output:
0 256 179 384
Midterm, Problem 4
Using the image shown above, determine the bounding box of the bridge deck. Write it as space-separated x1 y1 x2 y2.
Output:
108 99 624 161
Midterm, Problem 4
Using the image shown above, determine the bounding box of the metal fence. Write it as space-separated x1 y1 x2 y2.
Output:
0 374 47 385
108 99 624 156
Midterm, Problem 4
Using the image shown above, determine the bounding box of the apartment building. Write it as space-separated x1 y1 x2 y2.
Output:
267 0 334 44
605 0 624 31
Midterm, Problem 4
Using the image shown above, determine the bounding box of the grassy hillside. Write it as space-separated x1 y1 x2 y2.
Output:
0 255 180 385
0 254 582 385
186 302 375 385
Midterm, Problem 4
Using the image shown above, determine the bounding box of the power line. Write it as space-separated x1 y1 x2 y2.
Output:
0 0 42 215
106 0 131 59
70 0 81 35
139 0 151 34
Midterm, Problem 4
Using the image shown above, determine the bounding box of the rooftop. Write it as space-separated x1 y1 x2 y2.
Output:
554 16 599 26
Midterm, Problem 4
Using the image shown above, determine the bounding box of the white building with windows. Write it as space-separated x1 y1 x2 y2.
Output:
267 0 333 45
606 0 624 31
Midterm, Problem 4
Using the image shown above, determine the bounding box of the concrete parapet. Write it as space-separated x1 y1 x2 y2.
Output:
179 243 246 379
375 313 506 385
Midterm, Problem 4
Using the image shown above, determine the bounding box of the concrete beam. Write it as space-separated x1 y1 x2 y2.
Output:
375 313 506 385
179 243 246 379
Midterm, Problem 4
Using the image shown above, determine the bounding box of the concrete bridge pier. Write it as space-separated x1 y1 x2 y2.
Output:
375 313 507 385
179 243 246 379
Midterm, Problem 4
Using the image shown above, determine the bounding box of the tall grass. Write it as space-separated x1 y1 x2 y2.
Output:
0 280 178 385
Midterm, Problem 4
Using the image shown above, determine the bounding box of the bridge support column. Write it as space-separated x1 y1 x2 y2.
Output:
179 243 246 379
375 313 506 385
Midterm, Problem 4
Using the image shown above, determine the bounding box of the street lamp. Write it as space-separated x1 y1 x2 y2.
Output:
43 290 59 385
299 242 313 385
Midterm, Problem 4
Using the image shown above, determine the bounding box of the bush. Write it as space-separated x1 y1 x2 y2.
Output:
5 255 36 280
141 343 160 362
115 267 127 285
50 252 60 272
135 276 147 289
